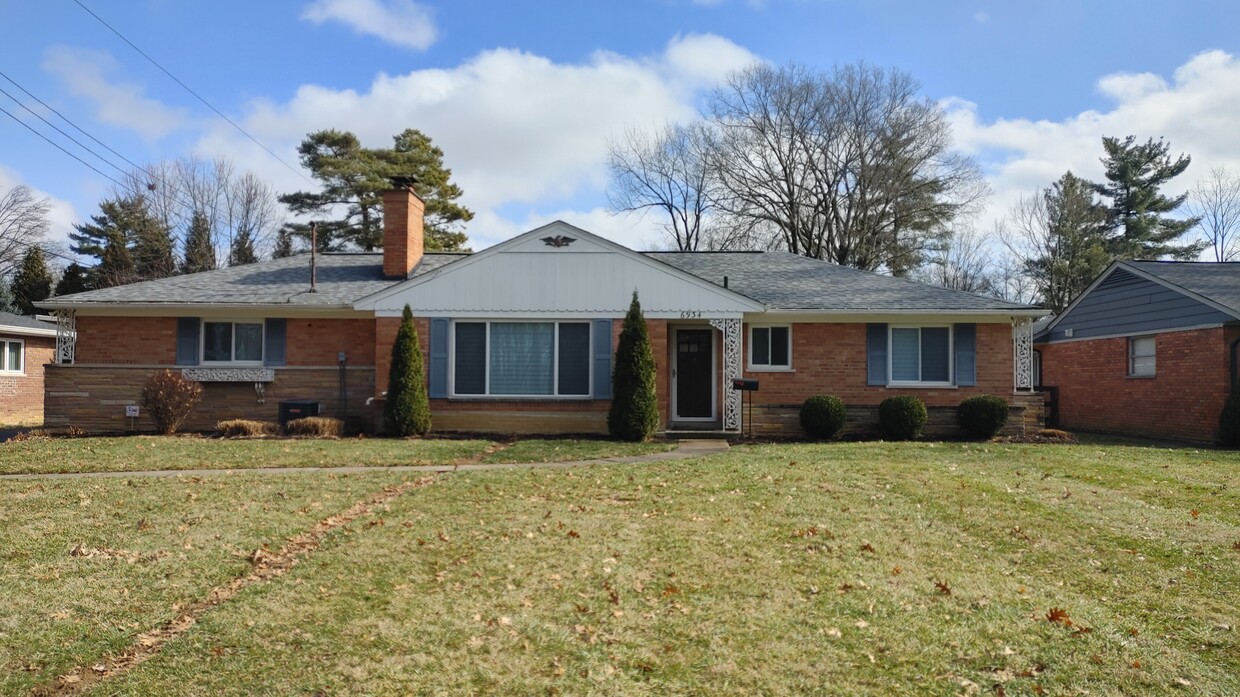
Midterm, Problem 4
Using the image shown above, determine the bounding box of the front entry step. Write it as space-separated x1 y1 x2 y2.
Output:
660 430 733 440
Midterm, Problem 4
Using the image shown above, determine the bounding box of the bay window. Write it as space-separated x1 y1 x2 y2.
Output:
453 321 591 397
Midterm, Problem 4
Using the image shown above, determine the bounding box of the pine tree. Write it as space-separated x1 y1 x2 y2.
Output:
54 262 93 296
10 247 52 315
230 227 258 266
608 291 659 441
273 225 297 259
383 304 432 437
98 232 136 288
1025 172 1111 313
130 207 176 280
0 280 17 314
1092 136 1206 260
70 194 172 284
181 210 217 274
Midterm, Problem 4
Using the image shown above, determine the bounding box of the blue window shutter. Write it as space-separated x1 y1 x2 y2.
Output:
175 318 199 366
954 323 977 386
866 323 888 386
592 319 613 399
429 317 449 399
264 319 287 366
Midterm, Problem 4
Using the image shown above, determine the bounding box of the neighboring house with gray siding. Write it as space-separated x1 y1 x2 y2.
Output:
1036 260 1240 442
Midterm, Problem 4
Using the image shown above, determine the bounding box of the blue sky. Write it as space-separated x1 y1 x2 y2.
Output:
3 0 1240 255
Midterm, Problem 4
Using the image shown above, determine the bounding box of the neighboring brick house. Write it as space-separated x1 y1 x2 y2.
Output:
40 184 1043 437
0 311 57 425
1036 261 1240 442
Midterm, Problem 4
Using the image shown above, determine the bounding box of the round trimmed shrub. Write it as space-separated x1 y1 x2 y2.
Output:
1219 387 1240 446
800 395 847 440
878 395 927 441
958 395 1010 440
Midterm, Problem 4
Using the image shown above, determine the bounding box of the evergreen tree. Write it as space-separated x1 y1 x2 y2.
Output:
98 231 136 288
229 227 258 266
10 247 52 315
130 207 176 281
181 210 217 274
279 128 473 252
54 262 93 296
383 304 432 437
608 291 659 441
273 224 297 259
1026 172 1111 313
0 280 16 314
1092 135 1206 260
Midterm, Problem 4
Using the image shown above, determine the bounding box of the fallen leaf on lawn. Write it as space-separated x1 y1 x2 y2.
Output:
826 627 842 637
1046 607 1072 626
935 581 952 596
567 530 580 539
859 542 876 553
1131 660 1141 669
1189 509 1200 519
891 566 902 576
855 620 869 629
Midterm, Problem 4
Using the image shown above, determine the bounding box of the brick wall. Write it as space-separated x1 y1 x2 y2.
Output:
45 365 375 433
1039 327 1228 442
0 334 55 425
285 318 376 366
75 316 177 364
739 322 1015 407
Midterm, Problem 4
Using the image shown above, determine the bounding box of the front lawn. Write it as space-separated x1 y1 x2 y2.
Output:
0 435 672 475
4 441 1237 695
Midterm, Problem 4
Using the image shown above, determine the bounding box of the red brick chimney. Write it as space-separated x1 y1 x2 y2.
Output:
382 178 425 279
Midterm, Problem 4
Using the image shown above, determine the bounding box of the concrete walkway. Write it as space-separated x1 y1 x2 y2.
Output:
0 438 729 481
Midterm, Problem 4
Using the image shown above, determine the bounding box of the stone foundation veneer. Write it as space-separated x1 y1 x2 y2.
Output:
45 365 375 433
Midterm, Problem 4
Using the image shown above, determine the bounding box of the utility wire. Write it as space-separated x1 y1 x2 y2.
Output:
0 85 130 179
71 0 313 185
0 103 127 190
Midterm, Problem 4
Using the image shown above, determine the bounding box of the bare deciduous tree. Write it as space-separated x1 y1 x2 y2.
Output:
706 62 987 273
0 185 50 278
608 123 715 251
914 225 995 294
1186 166 1240 262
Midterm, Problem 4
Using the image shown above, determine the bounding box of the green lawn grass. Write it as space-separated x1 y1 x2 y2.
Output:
3 440 1237 695
0 435 672 475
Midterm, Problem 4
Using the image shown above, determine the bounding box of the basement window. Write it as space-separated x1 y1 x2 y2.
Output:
1128 336 1155 377
0 339 23 374
202 321 264 364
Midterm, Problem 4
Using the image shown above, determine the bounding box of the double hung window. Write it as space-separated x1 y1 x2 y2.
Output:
0 339 22 373
1128 336 1155 377
202 321 264 364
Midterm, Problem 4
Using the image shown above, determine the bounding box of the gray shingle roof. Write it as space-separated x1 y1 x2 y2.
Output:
41 253 467 307
646 251 1039 312
0 311 55 332
1126 261 1240 318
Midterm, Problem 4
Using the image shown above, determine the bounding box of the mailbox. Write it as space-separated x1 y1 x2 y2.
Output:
731 378 759 391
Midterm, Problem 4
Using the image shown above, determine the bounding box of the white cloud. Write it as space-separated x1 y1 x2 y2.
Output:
301 0 437 51
41 45 188 141
195 33 758 248
946 50 1240 239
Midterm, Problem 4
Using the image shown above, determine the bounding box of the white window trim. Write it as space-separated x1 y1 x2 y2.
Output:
448 319 593 400
200 319 265 366
1128 335 1156 378
887 324 954 388
1 338 24 374
747 324 794 372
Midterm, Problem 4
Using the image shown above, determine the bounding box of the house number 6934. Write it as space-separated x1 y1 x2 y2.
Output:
679 311 702 319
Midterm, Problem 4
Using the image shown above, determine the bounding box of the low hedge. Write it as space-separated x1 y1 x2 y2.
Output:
878 395 927 441
800 395 847 440
957 395 1010 440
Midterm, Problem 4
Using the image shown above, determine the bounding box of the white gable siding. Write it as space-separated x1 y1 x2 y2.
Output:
359 223 763 318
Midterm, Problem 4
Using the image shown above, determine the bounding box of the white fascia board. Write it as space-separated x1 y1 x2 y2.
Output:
375 309 746 319
0 325 58 338
751 309 1046 323
353 221 765 313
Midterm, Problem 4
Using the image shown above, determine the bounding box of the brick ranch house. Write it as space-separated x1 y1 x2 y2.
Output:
1036 260 1240 443
0 311 57 425
40 185 1043 437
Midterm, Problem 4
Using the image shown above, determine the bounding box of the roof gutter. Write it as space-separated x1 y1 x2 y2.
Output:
0 325 58 338
761 308 1046 318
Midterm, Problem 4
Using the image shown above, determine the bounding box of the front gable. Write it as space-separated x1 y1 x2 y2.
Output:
355 222 764 318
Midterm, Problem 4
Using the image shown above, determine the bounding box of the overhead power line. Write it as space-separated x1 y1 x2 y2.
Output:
0 103 127 190
71 0 313 185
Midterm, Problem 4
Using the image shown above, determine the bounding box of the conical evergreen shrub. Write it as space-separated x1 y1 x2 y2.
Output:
384 305 432 437
608 291 659 441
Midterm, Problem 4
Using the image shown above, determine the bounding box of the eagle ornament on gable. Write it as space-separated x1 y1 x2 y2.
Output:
541 235 576 248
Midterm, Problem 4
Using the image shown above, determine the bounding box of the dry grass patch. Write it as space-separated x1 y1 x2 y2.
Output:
97 441 1239 695
0 471 411 694
284 417 344 438
215 420 278 438
479 437 674 464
